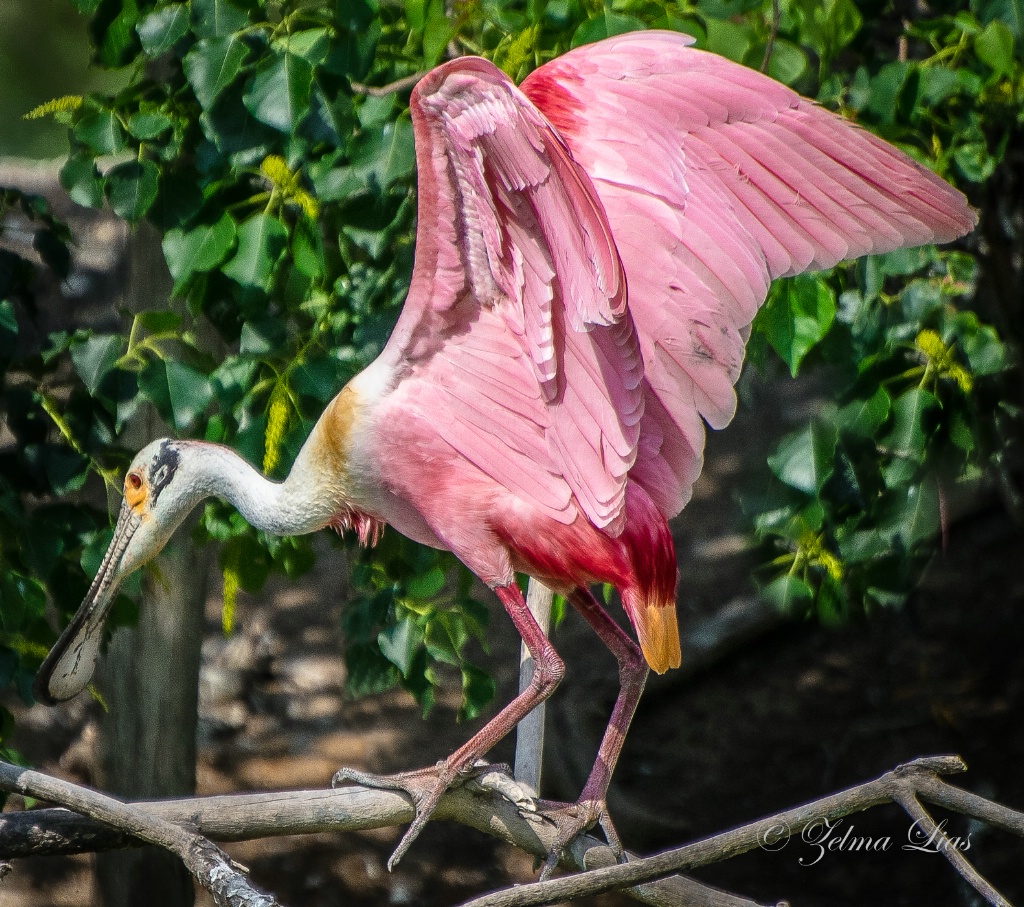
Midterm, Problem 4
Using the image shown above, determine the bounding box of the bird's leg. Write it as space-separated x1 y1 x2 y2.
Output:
536 586 649 879
333 581 565 870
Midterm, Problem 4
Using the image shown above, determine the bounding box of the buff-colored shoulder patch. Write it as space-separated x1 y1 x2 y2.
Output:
314 385 359 473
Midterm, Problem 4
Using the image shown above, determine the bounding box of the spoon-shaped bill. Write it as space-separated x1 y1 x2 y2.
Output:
34 502 141 705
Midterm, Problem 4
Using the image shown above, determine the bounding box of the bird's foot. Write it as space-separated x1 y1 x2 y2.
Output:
331 760 503 870
535 797 624 880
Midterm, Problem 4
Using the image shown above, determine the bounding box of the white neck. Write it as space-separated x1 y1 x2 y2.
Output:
184 441 342 536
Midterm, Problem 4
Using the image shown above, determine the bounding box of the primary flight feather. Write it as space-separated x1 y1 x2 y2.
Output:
36 30 975 872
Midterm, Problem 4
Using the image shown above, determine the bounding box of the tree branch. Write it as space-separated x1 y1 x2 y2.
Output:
3 756 1021 907
760 0 781 73
457 756 1020 907
0 761 280 907
0 767 755 907
350 73 424 96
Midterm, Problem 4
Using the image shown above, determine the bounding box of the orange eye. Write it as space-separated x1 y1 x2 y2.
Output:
127 472 143 490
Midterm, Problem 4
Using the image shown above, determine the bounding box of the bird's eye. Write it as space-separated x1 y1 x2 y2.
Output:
127 472 143 491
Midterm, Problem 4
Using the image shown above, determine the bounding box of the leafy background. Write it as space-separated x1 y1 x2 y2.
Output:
0 0 1020 766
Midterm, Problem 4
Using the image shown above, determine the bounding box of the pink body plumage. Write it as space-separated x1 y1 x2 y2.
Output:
345 32 974 678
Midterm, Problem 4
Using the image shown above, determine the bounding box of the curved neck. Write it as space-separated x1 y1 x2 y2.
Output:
187 442 342 536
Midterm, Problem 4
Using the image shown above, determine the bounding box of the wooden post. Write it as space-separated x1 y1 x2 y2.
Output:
93 224 208 907
513 579 553 797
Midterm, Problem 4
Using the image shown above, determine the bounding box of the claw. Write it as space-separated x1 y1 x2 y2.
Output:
332 761 510 869
535 798 622 881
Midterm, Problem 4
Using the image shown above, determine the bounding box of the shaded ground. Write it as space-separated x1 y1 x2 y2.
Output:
2 159 1023 906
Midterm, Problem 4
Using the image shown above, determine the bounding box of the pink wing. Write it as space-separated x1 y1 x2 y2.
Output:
522 30 977 519
376 58 644 534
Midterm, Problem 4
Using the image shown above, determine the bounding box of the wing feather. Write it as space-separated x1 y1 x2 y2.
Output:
376 58 642 533
523 30 976 517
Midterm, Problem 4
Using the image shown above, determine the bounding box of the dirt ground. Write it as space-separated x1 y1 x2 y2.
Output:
3 376 1024 907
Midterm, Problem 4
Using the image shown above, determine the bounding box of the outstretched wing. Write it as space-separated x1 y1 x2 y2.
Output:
523 30 976 519
376 58 643 534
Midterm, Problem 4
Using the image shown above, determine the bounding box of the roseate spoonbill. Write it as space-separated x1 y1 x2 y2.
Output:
36 30 975 872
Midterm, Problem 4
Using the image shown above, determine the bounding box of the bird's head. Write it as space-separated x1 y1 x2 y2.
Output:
34 438 197 705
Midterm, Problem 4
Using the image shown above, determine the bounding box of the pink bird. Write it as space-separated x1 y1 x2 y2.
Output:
36 31 974 873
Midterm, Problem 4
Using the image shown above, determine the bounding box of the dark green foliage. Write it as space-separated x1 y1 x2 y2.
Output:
0 0 1018 743
0 188 124 756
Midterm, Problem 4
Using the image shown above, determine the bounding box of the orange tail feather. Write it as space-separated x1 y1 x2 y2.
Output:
620 482 681 674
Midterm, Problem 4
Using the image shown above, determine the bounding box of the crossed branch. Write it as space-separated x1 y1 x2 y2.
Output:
2 755 1022 907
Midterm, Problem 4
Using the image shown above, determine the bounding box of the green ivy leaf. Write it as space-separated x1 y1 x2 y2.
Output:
877 482 940 548
281 28 331 64
0 573 47 633
60 154 105 208
571 11 645 48
93 0 142 67
184 36 251 110
0 300 17 361
105 160 160 222
191 0 250 38
959 318 1007 375
768 421 838 495
837 387 891 437
885 388 938 462
757 275 837 377
222 214 287 290
244 52 314 133
37 444 90 495
953 141 998 183
325 15 381 80
699 0 762 15
138 358 172 421
760 39 809 86
459 663 496 721
70 333 122 394
75 109 127 155
704 16 753 62
973 0 1024 40
137 3 190 57
762 574 814 615
976 20 1016 73
881 388 938 484
127 109 173 140
199 84 277 160
422 0 452 66
378 616 424 677
347 119 415 191
162 214 237 284
406 566 446 599
239 317 287 355
165 359 214 430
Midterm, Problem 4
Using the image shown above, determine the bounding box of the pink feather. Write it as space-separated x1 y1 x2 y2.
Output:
522 30 976 518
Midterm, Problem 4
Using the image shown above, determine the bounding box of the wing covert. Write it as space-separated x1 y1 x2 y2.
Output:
523 30 976 518
378 58 643 533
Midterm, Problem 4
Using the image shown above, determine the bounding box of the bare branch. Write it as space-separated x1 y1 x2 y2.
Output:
0 760 280 907
457 756 1024 907
0 773 745 907
4 755 1024 907
350 73 424 96
891 790 1011 907
760 0 781 73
